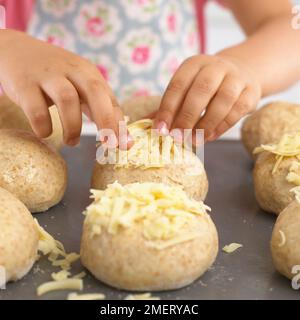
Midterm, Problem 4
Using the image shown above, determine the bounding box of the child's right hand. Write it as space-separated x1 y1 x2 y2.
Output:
0 29 127 147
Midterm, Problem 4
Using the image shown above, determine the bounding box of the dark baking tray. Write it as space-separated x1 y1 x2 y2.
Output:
0 137 299 300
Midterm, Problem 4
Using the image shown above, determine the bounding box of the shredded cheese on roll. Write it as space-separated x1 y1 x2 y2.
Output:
84 182 210 248
253 132 300 173
254 132 300 203
109 119 194 169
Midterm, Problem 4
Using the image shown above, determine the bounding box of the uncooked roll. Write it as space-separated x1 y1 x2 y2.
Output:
0 95 64 150
121 95 161 123
81 182 218 291
253 152 296 215
253 132 300 215
271 200 300 280
92 119 208 201
0 187 39 284
241 101 300 158
0 129 67 213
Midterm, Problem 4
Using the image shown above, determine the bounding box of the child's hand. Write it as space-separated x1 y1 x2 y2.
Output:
0 30 127 147
155 54 261 142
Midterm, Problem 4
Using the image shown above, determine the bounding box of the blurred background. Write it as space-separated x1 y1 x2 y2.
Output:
85 1 300 139
207 0 300 139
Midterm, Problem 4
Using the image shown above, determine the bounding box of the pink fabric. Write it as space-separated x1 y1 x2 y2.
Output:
194 0 207 53
0 0 34 31
0 0 222 53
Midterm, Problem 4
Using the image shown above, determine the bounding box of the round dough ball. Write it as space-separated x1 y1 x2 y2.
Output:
241 101 300 158
0 187 39 283
271 200 300 279
121 96 161 123
91 152 208 201
0 129 67 213
0 95 64 150
81 183 218 291
253 152 296 215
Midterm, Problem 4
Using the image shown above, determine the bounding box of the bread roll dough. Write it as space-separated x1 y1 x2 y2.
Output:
271 200 300 279
241 101 300 158
253 132 300 214
253 152 296 215
0 187 39 283
92 119 208 201
81 182 218 291
0 95 64 150
0 129 67 213
121 96 161 123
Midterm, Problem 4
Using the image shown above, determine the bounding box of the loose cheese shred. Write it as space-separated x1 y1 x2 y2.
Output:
253 132 300 202
124 293 160 300
51 270 71 281
37 279 83 296
290 186 300 203
222 243 243 253
286 161 300 190
105 119 192 169
84 182 210 248
73 271 87 279
34 219 80 271
67 292 105 300
278 230 286 247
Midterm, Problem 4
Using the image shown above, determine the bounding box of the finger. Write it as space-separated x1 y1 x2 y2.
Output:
113 103 134 149
196 75 245 139
68 71 131 149
81 102 93 121
154 56 204 133
208 87 257 140
41 78 82 145
171 65 226 131
144 111 157 119
18 86 52 138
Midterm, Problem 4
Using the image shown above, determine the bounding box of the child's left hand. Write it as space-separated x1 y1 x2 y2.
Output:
154 54 261 142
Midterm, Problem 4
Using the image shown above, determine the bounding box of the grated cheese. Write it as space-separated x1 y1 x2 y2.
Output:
73 271 87 279
84 182 210 249
67 292 105 300
254 132 300 202
34 219 80 271
253 132 300 173
106 119 194 169
34 219 87 296
278 230 286 247
37 279 83 296
124 293 160 300
51 270 71 281
222 243 243 253
290 186 300 203
286 160 300 186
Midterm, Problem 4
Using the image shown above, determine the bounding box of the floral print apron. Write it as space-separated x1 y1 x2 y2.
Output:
28 0 200 101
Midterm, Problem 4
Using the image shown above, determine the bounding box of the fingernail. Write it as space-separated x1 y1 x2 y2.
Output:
172 129 184 144
104 133 118 149
67 137 80 146
156 121 169 136
119 133 134 150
